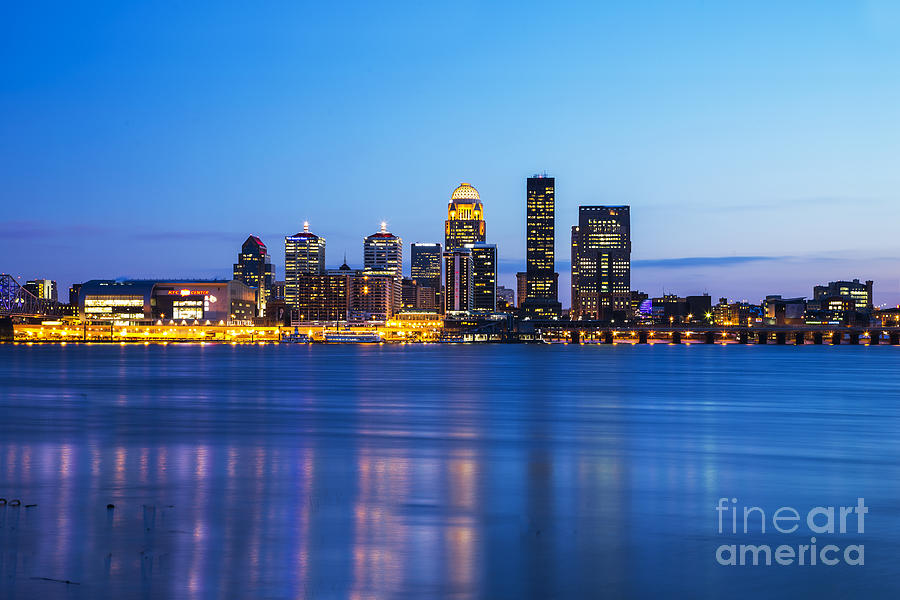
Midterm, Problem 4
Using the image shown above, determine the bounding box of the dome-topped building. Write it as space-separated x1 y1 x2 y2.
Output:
445 182 486 250
451 183 481 203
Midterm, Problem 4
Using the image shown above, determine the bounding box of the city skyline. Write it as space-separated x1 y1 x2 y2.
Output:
3 2 900 305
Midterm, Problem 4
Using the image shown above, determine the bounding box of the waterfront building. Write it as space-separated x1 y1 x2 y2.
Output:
445 183 485 250
811 279 873 312
233 235 275 316
25 279 57 303
712 298 759 327
570 206 631 320
522 175 561 317
466 243 497 311
444 248 474 313
347 271 400 321
285 222 326 309
364 223 403 277
294 273 349 322
763 296 806 326
79 279 256 325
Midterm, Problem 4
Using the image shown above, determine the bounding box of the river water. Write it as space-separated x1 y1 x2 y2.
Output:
1 344 899 599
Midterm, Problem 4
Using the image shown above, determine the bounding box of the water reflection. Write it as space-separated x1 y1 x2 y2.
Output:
1 344 900 598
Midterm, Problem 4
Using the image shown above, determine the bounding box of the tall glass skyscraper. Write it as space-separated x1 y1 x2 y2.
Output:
410 242 442 291
284 222 326 309
522 175 561 317
364 222 403 277
233 235 275 315
571 206 631 320
466 243 497 311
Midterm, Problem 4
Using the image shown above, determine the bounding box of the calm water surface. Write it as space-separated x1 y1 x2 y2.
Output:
1 344 900 599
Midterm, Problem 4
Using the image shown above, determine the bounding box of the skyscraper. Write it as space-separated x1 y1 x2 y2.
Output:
571 206 631 320
364 222 403 277
522 175 561 317
444 248 474 313
285 222 326 309
445 183 485 250
465 243 497 311
410 243 442 291
233 235 275 316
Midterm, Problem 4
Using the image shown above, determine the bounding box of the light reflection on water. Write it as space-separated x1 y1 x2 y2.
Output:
1 344 900 599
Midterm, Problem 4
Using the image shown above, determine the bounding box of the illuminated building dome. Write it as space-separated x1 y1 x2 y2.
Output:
451 183 480 203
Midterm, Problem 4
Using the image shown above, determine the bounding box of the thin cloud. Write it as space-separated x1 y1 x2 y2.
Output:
635 256 783 268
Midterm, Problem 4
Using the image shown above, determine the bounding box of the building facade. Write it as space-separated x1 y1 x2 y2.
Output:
233 235 275 316
364 223 403 277
79 279 255 325
285 222 326 309
466 243 497 311
25 279 57 303
411 242 442 291
444 248 474 313
522 176 561 316
571 206 631 320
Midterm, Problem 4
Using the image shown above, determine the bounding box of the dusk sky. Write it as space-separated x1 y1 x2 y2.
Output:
3 1 900 306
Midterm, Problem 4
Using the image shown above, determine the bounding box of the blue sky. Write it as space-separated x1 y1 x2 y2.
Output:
3 1 900 306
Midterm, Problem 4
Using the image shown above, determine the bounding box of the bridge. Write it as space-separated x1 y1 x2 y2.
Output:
0 273 47 316
525 320 900 345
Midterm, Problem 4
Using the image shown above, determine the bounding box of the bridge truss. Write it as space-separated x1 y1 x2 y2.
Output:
0 273 42 315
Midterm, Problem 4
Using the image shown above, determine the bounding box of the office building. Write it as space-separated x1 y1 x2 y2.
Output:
811 279 873 312
466 243 497 311
445 183 485 250
233 235 275 316
522 175 561 316
570 206 631 320
516 272 527 307
285 222 326 309
294 273 349 323
364 222 403 277
444 248 474 313
25 279 57 303
411 242 442 291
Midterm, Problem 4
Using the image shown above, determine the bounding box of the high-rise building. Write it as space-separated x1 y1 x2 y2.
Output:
410 243 442 291
25 279 57 303
285 222 326 309
364 222 403 277
294 273 349 323
445 183 485 250
465 243 497 311
571 206 631 320
522 175 561 316
233 235 276 316
444 248 474 313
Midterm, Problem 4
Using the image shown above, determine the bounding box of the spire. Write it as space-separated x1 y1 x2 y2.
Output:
380 221 387 233
303 221 310 233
